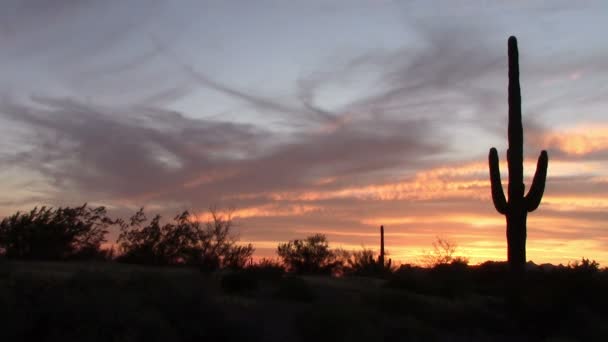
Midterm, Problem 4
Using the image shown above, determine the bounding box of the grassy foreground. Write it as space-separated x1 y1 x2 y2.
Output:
1 261 607 341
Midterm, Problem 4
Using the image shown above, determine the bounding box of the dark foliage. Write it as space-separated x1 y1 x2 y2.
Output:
116 208 254 269
1 259 607 341
273 276 315 302
385 259 608 340
0 267 257 342
246 258 285 281
421 237 469 267
295 306 380 342
0 204 115 260
220 270 259 295
277 234 345 275
345 248 392 278
387 262 474 298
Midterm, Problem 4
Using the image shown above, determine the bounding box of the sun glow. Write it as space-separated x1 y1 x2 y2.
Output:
540 124 608 156
223 153 608 266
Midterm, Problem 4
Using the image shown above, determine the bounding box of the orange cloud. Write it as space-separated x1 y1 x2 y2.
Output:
194 204 321 222
234 157 594 204
540 124 608 156
103 151 608 268
183 169 238 188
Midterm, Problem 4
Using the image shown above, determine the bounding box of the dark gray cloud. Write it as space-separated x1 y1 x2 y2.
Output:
0 96 262 201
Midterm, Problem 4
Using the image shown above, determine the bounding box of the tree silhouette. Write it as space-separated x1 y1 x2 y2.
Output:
420 237 468 267
116 207 253 269
346 248 392 277
277 234 344 274
0 204 115 260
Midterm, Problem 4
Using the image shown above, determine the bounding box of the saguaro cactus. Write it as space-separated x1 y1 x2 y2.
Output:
378 225 385 266
489 36 548 272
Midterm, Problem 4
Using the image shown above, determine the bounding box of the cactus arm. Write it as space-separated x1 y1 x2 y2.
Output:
489 147 508 215
525 150 548 212
488 36 549 272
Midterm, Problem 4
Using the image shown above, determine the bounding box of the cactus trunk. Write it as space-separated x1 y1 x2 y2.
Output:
379 225 385 267
489 36 548 273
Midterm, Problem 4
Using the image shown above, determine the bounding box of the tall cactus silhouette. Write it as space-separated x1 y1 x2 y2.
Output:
489 36 548 272
376 225 391 272
378 225 385 266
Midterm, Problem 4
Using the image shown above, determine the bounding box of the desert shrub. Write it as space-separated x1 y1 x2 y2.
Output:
117 208 254 269
295 300 447 342
428 260 473 297
365 289 507 338
385 264 428 293
246 258 285 281
345 248 393 278
222 245 254 269
295 306 379 342
420 237 469 267
470 261 509 295
273 276 315 302
386 261 474 298
277 234 345 275
568 257 599 275
0 204 116 261
198 255 221 274
220 270 259 295
0 268 252 341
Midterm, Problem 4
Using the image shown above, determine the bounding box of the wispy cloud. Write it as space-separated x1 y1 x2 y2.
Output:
1 1 608 265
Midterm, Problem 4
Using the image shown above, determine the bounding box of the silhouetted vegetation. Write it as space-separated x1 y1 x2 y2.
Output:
2 202 607 340
344 225 394 278
0 263 260 341
246 258 285 280
273 275 315 302
489 36 548 273
0 204 116 260
220 270 259 295
277 234 346 275
2 249 608 340
345 248 393 277
420 236 469 267
116 208 253 269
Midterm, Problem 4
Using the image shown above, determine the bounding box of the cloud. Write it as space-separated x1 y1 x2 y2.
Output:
0 93 444 209
2 1 608 266
0 96 263 202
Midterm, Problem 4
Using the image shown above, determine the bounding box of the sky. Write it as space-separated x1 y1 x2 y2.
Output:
1 0 608 265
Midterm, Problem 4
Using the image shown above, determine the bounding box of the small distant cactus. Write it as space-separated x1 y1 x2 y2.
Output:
378 225 385 266
489 36 548 273
378 225 391 271
347 226 391 276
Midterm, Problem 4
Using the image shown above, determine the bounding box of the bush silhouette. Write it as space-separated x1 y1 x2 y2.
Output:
220 270 259 295
116 208 253 269
0 204 116 260
568 257 599 274
420 236 468 267
246 258 285 280
273 275 315 302
0 268 252 341
345 248 392 277
277 234 344 275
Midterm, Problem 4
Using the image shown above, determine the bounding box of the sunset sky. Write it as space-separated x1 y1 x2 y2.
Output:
1 1 608 265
